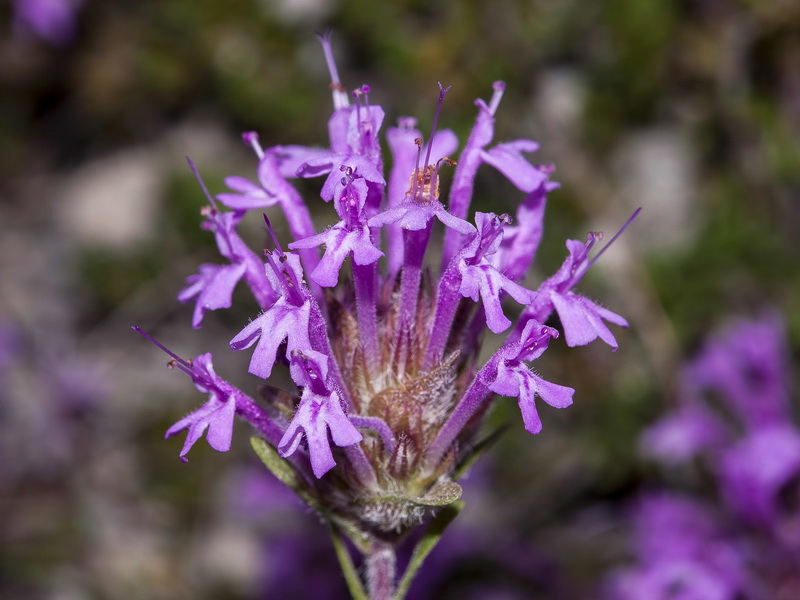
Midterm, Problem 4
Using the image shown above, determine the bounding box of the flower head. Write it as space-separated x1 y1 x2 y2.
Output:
136 34 634 598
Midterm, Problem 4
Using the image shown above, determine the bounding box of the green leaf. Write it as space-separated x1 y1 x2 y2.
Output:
393 501 464 600
330 524 369 600
249 437 320 510
415 480 463 506
362 480 463 509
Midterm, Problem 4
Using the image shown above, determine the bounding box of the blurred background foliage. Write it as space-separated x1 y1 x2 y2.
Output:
1 0 798 598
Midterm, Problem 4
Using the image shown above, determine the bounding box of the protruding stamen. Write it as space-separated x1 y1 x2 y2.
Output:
242 132 264 160
353 88 363 127
407 158 455 205
473 213 511 263
410 137 423 201
186 157 218 210
423 82 451 169
434 156 457 173
316 30 349 110
263 214 286 257
132 326 199 379
587 207 641 270
570 207 642 286
263 214 305 306
488 81 506 116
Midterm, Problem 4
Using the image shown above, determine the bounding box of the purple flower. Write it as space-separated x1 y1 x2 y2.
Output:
522 233 630 350
134 328 283 462
488 320 574 434
289 168 383 287
496 164 559 282
367 181 475 235
457 212 537 333
178 172 276 327
718 425 800 526
682 312 790 430
441 81 549 266
229 252 312 379
165 353 237 461
605 494 745 600
640 403 729 465
274 50 386 206
279 390 362 478
140 34 635 597
614 312 800 600
277 350 362 478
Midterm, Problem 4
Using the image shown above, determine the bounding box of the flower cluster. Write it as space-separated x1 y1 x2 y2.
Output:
136 33 632 598
607 312 800 600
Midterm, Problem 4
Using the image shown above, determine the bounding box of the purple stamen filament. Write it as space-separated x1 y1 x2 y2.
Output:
186 156 218 211
317 30 349 110
423 83 451 169
263 214 305 305
242 132 265 160
487 81 506 116
132 326 201 379
568 207 642 287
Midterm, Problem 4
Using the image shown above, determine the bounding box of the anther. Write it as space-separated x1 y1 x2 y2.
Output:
242 132 264 160
133 326 201 380
488 81 506 116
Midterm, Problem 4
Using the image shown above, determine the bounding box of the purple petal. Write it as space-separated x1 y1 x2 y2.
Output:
498 179 552 281
216 176 276 210
480 140 545 192
534 376 575 409
435 207 477 235
321 156 385 202
279 390 363 478
458 264 536 334
550 291 623 349
204 396 236 452
489 361 573 435
229 300 312 379
290 224 383 287
275 145 335 178
178 263 247 329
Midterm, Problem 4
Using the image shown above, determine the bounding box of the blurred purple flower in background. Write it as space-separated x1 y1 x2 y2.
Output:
608 312 800 600
9 0 82 46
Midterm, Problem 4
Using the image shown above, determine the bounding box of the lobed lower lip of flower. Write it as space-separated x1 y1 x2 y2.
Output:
137 32 635 541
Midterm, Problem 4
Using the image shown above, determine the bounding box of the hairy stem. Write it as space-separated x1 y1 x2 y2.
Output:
366 541 396 600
